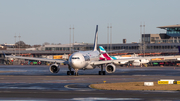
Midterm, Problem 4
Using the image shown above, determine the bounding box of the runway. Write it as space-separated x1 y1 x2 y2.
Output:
0 65 180 100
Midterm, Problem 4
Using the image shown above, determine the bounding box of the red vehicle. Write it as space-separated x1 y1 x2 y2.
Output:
176 63 180 66
159 62 164 66
164 62 170 66
37 62 41 65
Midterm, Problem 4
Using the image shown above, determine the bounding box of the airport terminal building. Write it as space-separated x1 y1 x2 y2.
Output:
1 24 180 64
142 25 180 44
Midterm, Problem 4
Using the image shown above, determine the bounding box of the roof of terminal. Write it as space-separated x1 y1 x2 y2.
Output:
157 24 180 29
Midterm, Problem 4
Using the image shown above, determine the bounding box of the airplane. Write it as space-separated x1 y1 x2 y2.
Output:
99 46 180 66
5 25 109 76
4 25 180 76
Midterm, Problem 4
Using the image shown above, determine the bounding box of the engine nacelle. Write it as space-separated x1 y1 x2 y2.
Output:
113 61 128 65
105 63 116 73
132 60 140 66
140 59 149 63
49 64 60 73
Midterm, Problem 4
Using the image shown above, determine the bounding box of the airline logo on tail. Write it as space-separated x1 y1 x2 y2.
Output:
99 46 117 60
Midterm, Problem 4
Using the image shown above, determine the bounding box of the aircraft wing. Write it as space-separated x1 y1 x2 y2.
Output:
90 60 113 65
101 49 125 54
5 55 68 64
91 55 180 66
130 55 180 60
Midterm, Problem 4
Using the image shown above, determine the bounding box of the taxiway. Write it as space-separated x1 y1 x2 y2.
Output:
0 65 180 100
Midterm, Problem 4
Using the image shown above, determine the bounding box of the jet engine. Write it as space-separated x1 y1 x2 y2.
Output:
132 59 150 66
132 60 140 66
49 64 60 73
140 59 149 63
113 61 128 65
105 63 116 73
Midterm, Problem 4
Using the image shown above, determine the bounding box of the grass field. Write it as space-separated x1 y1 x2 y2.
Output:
90 82 180 91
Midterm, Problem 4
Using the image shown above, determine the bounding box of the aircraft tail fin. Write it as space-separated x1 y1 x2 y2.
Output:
2 52 7 58
99 46 115 60
93 25 98 51
99 46 106 53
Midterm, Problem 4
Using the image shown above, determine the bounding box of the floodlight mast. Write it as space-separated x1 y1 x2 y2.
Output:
14 33 17 56
69 25 71 54
18 34 21 56
143 22 146 57
107 24 109 51
72 25 74 53
110 23 112 52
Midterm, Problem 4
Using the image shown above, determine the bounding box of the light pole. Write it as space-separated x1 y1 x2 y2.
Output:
18 34 21 56
72 25 75 53
14 34 17 56
107 24 109 51
110 23 112 51
143 22 145 57
69 26 71 54
139 23 142 55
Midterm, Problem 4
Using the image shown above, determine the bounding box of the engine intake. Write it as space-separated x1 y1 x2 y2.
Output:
49 64 60 73
105 63 116 73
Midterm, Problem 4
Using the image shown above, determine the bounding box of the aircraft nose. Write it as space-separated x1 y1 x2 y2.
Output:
69 53 85 69
71 60 79 68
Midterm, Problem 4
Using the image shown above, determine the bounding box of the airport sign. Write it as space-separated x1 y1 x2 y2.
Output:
158 81 169 84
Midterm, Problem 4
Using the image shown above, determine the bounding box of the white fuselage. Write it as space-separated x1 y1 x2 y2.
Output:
68 50 99 70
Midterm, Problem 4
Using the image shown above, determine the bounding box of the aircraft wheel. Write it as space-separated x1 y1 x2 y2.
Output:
99 71 101 75
71 71 74 75
103 71 106 75
67 71 70 75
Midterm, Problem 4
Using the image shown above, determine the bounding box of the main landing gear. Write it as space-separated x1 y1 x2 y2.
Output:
67 65 74 75
67 71 74 75
67 65 79 76
99 65 106 75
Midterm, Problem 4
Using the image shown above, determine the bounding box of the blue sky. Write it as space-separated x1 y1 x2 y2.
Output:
0 0 180 45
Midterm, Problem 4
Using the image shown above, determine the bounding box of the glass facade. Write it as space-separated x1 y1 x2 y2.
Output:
44 44 179 51
167 28 180 37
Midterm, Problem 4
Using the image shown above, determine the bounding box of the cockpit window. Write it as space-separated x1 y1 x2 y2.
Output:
72 57 80 59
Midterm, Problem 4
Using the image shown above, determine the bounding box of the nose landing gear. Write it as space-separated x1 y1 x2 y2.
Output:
75 69 79 76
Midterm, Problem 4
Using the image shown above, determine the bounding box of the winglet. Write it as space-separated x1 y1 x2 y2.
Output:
93 25 98 51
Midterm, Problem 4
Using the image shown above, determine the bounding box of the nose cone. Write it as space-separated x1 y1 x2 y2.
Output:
69 53 86 69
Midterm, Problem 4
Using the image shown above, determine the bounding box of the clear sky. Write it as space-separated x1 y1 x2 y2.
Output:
0 0 180 45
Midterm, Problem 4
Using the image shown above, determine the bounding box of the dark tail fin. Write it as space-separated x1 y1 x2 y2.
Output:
93 25 98 51
2 52 6 58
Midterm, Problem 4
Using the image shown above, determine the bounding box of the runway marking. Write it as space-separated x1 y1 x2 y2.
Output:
71 97 142 100
132 75 147 76
142 90 179 93
0 71 26 73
